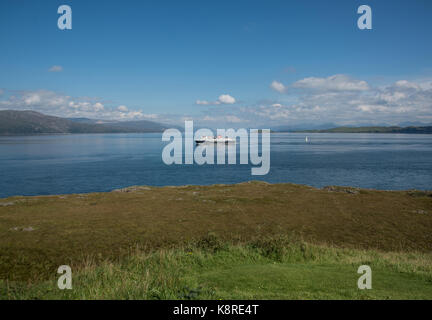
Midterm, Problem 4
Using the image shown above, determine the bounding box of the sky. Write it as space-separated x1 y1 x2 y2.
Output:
0 0 431 128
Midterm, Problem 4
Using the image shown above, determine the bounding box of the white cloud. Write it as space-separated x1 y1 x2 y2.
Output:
218 94 236 104
270 81 286 93
68 101 105 113
140 113 158 119
394 80 419 90
225 115 243 123
190 77 432 126
2 76 431 127
357 104 389 113
293 74 369 91
203 116 216 121
379 91 406 103
196 100 211 105
198 114 246 124
218 78 432 126
93 102 104 111
24 93 41 105
48 65 63 72
117 105 128 112
196 94 236 105
0 89 152 121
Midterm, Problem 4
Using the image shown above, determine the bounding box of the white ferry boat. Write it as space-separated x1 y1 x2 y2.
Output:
195 135 236 144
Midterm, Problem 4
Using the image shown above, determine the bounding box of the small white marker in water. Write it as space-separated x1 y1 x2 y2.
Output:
305 136 309 143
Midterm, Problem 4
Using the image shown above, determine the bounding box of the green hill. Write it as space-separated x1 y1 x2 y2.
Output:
0 110 170 135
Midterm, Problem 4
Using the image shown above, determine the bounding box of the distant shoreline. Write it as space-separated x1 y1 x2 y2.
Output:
0 131 164 137
2 181 431 199
2 110 432 135
2 129 432 136
286 125 432 134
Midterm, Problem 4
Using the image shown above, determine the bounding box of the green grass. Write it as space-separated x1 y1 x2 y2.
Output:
1 182 431 283
2 237 432 300
1 182 431 299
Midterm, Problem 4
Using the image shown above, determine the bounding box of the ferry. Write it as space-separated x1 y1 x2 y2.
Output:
195 135 236 144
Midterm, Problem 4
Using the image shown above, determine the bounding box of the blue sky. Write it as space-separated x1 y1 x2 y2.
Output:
0 0 431 127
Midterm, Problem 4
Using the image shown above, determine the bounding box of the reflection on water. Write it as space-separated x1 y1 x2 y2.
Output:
0 133 431 197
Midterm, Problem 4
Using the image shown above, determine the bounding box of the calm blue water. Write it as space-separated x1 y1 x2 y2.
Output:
0 133 431 198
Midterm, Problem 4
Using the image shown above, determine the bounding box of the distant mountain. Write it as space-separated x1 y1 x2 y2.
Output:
107 119 175 132
292 126 432 134
68 117 177 131
270 122 337 132
66 117 101 124
0 110 171 135
397 121 432 127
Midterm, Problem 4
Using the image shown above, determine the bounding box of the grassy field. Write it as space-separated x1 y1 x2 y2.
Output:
2 238 432 299
0 181 431 299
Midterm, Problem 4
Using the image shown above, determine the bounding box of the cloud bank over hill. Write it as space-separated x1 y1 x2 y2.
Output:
0 89 157 121
194 75 432 127
1 75 431 127
262 76 432 126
